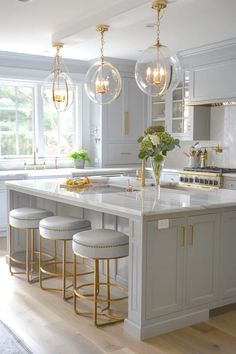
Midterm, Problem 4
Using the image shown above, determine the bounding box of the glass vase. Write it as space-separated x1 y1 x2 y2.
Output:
150 157 164 186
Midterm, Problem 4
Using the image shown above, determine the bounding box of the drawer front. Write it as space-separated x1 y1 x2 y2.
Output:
223 179 236 190
102 143 140 166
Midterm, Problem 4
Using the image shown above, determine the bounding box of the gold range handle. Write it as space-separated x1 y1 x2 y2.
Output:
180 226 185 247
189 225 194 246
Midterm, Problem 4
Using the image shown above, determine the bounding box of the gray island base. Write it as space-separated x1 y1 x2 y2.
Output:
6 177 236 340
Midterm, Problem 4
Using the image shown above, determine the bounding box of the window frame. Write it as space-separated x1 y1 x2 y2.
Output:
0 79 81 160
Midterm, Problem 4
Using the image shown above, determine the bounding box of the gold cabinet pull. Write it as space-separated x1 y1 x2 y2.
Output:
189 225 194 246
124 112 130 136
120 152 131 155
180 226 185 247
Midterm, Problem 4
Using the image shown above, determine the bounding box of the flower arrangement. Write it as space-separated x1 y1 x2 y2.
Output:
138 125 180 162
137 125 180 185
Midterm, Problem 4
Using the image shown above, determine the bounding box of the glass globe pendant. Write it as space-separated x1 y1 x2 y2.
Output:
41 43 74 112
135 0 181 97
84 25 122 105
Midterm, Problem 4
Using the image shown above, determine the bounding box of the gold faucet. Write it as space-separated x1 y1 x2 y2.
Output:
125 179 134 192
212 144 223 153
136 160 146 187
24 147 46 170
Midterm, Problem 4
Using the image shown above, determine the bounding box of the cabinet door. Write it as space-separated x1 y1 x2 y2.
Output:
223 178 236 190
186 214 219 308
190 60 236 103
145 218 185 318
221 211 236 299
103 78 145 142
0 189 7 233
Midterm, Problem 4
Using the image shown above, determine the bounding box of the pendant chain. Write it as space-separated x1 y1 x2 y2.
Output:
156 7 161 45
101 31 105 64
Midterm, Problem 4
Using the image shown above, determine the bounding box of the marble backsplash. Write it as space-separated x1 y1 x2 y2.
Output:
165 105 236 169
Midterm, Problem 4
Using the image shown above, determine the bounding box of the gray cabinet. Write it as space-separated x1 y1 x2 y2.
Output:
148 71 210 141
146 213 219 318
100 77 147 167
221 210 236 299
190 60 236 104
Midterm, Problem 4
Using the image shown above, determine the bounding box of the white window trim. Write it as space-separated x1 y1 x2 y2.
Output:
0 78 82 160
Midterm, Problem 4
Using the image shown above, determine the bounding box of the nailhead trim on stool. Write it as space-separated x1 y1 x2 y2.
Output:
39 215 91 300
72 229 129 327
9 207 54 283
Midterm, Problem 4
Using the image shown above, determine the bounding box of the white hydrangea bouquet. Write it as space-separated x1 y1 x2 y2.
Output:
137 125 180 185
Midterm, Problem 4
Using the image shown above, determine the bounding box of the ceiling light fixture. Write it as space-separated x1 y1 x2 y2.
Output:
41 43 74 112
135 0 181 97
84 25 122 105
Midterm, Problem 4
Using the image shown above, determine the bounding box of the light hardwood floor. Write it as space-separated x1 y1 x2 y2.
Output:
1 250 236 354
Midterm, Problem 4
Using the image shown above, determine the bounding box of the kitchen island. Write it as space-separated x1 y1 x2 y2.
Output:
6 177 236 340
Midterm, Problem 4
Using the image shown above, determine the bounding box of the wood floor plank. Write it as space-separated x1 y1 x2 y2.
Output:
1 254 236 354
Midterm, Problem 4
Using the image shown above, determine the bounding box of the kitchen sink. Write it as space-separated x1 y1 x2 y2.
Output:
73 184 139 194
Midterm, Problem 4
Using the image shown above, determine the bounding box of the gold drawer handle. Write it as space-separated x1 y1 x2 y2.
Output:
180 226 185 247
120 152 131 155
124 112 130 136
189 225 194 246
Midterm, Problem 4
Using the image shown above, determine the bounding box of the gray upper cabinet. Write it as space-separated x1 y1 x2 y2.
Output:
190 59 236 104
148 71 210 141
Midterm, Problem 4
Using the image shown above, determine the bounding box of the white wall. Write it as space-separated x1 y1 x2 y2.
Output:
165 105 236 169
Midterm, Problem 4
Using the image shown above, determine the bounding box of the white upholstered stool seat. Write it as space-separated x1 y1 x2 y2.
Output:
39 215 91 300
10 207 53 229
8 207 54 283
72 229 129 259
73 229 129 327
39 216 91 240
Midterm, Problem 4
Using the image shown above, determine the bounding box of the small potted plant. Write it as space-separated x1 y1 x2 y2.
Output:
69 150 90 169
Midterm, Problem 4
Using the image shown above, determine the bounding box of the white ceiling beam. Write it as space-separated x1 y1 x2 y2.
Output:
52 0 150 43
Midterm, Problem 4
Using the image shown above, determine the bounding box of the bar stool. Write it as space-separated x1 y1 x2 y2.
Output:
9 207 54 283
72 229 129 327
39 215 91 299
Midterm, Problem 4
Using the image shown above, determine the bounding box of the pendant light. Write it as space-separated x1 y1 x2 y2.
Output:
41 43 74 112
84 25 122 105
135 0 181 97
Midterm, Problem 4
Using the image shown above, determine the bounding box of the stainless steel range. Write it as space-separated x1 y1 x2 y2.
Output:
178 167 236 189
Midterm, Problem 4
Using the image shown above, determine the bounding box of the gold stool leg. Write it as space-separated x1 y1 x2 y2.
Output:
39 234 43 289
31 229 35 274
62 240 66 300
106 260 111 310
54 240 57 274
26 229 30 283
94 259 99 326
73 253 77 313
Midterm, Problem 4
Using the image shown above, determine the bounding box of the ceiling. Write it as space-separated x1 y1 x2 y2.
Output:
1 0 236 61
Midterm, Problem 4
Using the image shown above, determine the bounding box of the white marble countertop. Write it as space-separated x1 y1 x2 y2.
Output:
6 177 236 218
0 167 138 180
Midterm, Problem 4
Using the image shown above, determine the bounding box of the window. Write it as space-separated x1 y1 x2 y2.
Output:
0 84 34 157
0 80 78 158
43 99 76 157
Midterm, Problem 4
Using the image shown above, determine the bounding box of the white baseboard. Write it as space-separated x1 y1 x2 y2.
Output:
125 309 209 340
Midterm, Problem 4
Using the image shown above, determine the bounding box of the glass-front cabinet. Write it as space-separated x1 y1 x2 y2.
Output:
148 71 210 141
171 72 191 137
151 96 166 128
